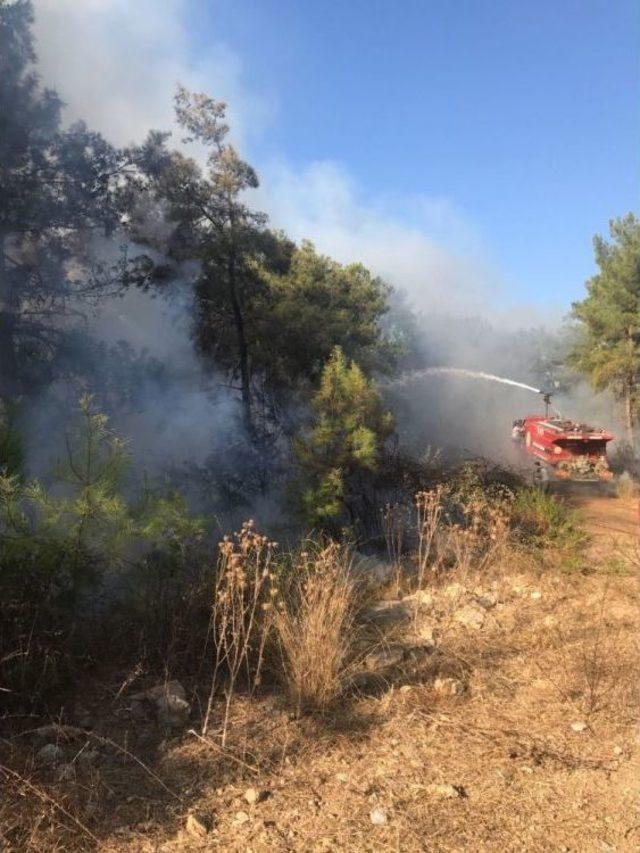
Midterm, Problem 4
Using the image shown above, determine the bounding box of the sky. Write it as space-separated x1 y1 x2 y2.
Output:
33 0 639 321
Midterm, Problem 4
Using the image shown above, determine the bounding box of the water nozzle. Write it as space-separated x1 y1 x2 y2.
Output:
540 391 553 418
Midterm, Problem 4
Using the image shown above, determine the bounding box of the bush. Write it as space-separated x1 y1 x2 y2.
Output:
275 543 359 714
511 488 578 545
0 397 207 709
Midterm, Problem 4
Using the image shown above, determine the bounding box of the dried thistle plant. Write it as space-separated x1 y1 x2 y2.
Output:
415 486 444 588
203 520 279 744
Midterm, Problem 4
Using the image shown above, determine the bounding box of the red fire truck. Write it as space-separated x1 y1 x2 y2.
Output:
512 394 614 482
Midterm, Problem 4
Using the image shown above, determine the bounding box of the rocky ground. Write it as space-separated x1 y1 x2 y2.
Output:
2 495 639 852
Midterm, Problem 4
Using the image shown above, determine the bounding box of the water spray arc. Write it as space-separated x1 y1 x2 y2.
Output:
389 367 541 395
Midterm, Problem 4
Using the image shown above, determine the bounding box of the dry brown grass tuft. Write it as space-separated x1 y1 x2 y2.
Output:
275 544 360 714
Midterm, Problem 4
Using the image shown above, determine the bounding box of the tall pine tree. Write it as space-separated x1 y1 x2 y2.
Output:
570 214 640 450
0 0 128 399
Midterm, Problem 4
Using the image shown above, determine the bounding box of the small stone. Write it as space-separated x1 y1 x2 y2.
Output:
131 681 191 728
364 645 405 671
335 772 349 783
454 604 486 630
433 676 464 696
474 591 497 609
36 743 63 767
244 787 267 805
399 684 413 694
427 783 465 799
186 813 210 838
416 622 436 645
144 680 187 702
571 721 587 733
613 745 623 756
530 591 542 600
369 807 387 825
234 810 250 825
156 694 191 729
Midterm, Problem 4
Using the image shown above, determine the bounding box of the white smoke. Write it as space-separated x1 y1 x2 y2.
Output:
32 0 271 149
28 0 621 472
32 0 510 319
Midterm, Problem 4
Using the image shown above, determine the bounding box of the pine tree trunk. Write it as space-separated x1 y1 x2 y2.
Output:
0 231 19 400
624 380 635 452
227 247 254 438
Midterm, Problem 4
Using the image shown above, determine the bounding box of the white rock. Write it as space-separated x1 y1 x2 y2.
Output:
427 783 464 798
245 787 267 805
613 745 623 756
234 810 250 825
530 591 542 600
454 603 486 630
370 807 387 825
571 721 587 733
416 622 436 644
433 677 464 696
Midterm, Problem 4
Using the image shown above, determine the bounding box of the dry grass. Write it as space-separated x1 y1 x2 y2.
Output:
1 491 638 852
274 544 360 714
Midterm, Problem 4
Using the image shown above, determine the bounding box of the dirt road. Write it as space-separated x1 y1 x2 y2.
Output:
567 491 638 569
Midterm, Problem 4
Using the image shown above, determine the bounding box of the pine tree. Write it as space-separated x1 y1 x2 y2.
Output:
570 213 640 450
0 0 128 399
295 346 394 528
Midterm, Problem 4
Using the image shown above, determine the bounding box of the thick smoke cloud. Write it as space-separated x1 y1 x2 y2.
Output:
33 0 270 149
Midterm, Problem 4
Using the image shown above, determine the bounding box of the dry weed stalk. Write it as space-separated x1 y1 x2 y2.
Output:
382 502 408 594
415 486 443 587
0 762 99 845
275 544 358 714
444 491 511 579
203 520 278 744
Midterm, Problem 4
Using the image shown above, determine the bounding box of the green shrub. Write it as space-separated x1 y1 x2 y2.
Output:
511 488 580 546
0 396 208 708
